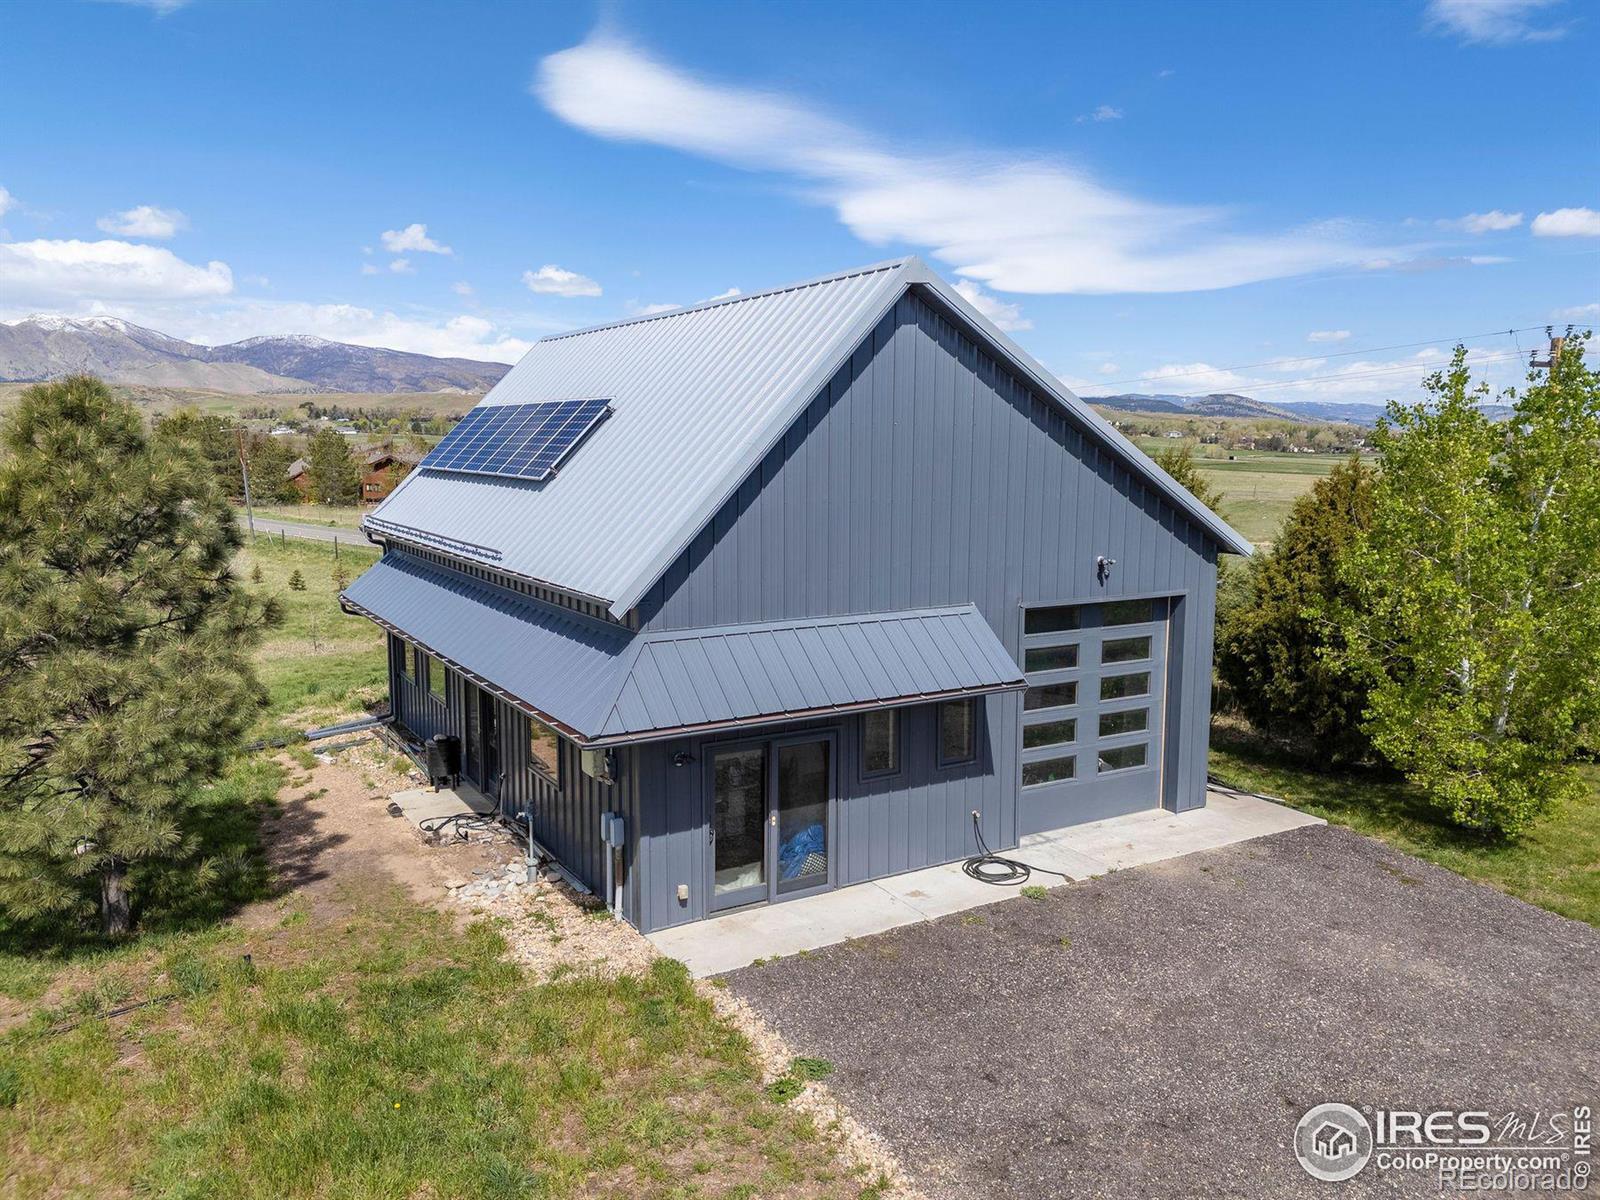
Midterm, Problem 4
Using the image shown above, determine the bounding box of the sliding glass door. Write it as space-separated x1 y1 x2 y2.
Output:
708 732 835 912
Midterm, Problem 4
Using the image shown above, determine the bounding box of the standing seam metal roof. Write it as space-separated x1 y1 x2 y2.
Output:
366 257 1252 619
340 552 1025 746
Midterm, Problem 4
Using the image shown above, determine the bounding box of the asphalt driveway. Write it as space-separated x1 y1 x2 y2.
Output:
725 824 1600 1198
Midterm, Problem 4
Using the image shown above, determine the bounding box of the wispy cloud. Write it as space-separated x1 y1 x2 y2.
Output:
1308 329 1352 342
533 32 1399 297
1076 104 1123 124
1425 0 1569 44
97 204 188 239
523 264 602 296
388 258 414 274
452 281 475 297
93 0 192 14
705 286 741 301
380 223 453 255
1531 207 1600 237
952 279 1032 331
0 186 15 220
1437 209 1523 233
628 301 680 316
0 238 231 304
1555 302 1600 318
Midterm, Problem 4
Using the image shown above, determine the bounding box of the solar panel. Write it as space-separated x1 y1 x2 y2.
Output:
419 398 610 482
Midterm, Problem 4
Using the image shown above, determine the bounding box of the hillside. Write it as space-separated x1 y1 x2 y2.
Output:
0 316 512 394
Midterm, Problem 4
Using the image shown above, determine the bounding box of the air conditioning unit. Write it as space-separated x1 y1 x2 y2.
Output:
581 747 617 784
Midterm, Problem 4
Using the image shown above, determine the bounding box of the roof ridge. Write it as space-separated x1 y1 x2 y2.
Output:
635 603 980 644
540 257 918 344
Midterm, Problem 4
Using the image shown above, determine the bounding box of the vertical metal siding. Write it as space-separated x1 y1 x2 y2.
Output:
627 292 1218 931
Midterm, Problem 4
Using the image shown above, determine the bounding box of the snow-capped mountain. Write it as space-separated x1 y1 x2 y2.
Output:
0 316 512 394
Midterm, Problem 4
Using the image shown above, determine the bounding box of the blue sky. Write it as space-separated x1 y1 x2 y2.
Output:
1 0 1595 405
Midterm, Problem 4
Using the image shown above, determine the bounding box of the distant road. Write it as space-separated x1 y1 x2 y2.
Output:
243 515 368 546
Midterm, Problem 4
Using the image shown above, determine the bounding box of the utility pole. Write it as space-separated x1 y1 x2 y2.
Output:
1530 326 1569 383
236 428 257 543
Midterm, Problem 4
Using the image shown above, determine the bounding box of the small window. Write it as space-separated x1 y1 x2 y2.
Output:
1023 718 1076 750
861 709 900 778
1025 605 1081 635
1100 672 1150 701
397 638 414 681
1099 708 1149 738
1102 599 1155 626
412 645 425 684
1024 681 1078 711
425 654 447 701
528 716 560 784
1023 755 1076 787
1098 743 1148 773
1101 635 1152 664
1024 644 1079 672
937 700 977 766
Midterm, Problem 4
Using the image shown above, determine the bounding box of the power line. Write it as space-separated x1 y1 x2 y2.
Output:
1225 349 1531 397
1094 321 1593 392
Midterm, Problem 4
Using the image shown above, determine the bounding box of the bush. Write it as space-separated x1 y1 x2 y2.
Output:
1216 457 1375 762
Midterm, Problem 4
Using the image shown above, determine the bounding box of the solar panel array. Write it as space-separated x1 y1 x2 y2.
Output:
418 398 610 482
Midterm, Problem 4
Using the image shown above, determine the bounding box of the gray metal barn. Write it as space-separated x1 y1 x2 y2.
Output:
341 258 1253 933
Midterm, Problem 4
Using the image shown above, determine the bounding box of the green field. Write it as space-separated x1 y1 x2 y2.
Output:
1131 440 1348 544
0 382 482 426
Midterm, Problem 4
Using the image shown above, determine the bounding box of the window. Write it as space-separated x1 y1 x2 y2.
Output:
1024 681 1078 711
1024 644 1079 672
528 716 560 783
1100 671 1150 701
412 645 425 685
861 709 900 778
1099 708 1149 738
397 638 414 681
1024 605 1081 635
1023 718 1076 750
425 653 447 701
1101 635 1152 664
1102 599 1155 626
1098 743 1148 773
938 699 977 766
1023 755 1076 787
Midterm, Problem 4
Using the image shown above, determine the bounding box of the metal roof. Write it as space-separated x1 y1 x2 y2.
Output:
366 257 1251 619
341 552 1024 746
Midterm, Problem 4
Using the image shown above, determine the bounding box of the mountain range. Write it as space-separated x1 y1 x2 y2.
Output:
0 316 512 394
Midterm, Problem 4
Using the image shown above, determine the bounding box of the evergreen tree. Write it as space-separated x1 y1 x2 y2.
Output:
1216 457 1376 761
244 431 299 504
0 377 281 936
154 408 239 497
1153 443 1225 515
306 427 361 505
288 569 306 591
1333 343 1600 836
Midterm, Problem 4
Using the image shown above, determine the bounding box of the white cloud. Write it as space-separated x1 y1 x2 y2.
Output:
360 262 380 276
0 238 232 304
523 263 602 296
1139 362 1257 393
452 280 475 297
96 204 188 239
629 302 680 316
1308 329 1352 342
388 258 414 274
534 33 1396 296
0 187 14 220
380 223 453 255
705 286 741 301
1076 104 1123 124
1555 302 1599 318
1425 0 1568 44
1437 209 1523 233
1098 362 1120 375
95 0 192 13
951 279 1032 331
1531 207 1600 237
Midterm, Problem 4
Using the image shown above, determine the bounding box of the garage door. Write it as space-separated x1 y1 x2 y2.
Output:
1018 597 1170 835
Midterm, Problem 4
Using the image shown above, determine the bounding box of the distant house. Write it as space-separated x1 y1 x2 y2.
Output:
361 449 418 504
341 258 1253 934
286 458 311 498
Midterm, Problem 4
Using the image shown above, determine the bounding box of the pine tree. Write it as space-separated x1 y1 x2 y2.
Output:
288 569 306 591
306 427 362 506
1153 443 1225 515
0 377 282 936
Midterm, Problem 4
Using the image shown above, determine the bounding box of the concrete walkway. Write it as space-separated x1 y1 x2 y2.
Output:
648 789 1323 976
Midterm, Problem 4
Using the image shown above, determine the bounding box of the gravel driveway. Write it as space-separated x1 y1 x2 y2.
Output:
725 824 1600 1198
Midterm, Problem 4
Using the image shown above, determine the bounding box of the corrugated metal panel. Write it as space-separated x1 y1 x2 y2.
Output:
368 261 913 613
345 550 1023 745
593 606 1025 742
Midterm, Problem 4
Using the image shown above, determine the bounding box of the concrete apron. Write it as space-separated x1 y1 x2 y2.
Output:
647 789 1324 978
389 780 496 830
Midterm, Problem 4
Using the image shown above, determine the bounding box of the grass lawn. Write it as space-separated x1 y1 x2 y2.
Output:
239 535 386 731
243 501 367 530
1193 455 1341 546
0 771 861 1198
1209 724 1600 927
